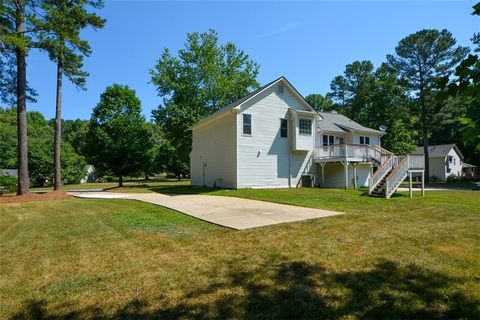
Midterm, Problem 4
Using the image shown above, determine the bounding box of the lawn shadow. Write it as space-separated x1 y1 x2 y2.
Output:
11 259 479 319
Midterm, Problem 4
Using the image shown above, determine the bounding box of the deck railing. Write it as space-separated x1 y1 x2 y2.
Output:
314 144 389 163
385 155 425 198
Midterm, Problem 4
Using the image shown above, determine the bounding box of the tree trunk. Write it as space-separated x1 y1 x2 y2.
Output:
15 1 29 195
53 61 63 191
119 175 123 187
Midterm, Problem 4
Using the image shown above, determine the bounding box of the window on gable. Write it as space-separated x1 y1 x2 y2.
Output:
243 114 252 135
280 118 288 138
299 119 312 135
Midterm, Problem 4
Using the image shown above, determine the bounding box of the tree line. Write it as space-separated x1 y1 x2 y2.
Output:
1 2 478 192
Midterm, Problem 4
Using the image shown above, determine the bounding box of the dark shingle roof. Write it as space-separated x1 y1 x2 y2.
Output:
318 112 383 134
414 144 463 159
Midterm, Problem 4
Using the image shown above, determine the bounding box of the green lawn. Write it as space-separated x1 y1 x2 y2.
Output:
1 188 479 319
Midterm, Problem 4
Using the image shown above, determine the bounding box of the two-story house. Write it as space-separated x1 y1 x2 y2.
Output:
190 77 424 198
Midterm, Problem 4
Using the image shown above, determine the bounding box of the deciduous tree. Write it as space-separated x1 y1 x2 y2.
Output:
85 84 152 187
150 29 259 172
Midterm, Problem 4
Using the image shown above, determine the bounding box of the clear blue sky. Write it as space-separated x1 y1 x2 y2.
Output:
27 0 479 120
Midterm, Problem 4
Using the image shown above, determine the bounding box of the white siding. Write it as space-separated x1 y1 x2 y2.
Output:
318 163 372 188
236 83 313 188
351 133 381 146
190 112 236 188
427 148 463 181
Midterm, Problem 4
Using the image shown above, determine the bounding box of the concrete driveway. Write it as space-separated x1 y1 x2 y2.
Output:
69 192 342 230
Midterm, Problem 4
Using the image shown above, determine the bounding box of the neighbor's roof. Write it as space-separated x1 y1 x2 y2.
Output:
414 144 464 159
462 163 477 168
191 76 315 129
317 112 384 134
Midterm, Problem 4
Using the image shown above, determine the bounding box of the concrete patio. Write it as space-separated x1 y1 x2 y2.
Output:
69 192 342 230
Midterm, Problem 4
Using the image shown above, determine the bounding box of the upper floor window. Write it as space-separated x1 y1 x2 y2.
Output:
243 114 252 135
280 118 288 138
359 136 370 145
299 119 312 135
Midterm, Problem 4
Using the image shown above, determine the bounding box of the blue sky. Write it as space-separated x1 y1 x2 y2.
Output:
27 0 479 120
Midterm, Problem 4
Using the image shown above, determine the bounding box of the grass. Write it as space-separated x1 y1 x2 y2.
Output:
1 188 479 319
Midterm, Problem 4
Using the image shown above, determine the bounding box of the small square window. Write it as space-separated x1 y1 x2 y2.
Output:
280 118 288 138
299 119 312 135
243 114 251 135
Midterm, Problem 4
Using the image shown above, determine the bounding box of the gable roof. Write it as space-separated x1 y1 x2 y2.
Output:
191 76 315 129
414 144 464 159
317 112 384 135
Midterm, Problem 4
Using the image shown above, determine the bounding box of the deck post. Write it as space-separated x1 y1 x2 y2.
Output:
421 170 425 197
408 171 412 198
353 164 356 189
341 161 349 190
320 162 326 187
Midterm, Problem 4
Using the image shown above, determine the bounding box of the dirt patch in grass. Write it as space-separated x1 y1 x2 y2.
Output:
1 191 70 203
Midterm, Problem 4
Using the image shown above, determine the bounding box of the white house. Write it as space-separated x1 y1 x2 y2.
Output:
190 77 424 198
414 144 464 181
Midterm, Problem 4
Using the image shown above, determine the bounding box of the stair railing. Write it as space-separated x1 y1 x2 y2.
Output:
369 155 395 194
385 156 409 199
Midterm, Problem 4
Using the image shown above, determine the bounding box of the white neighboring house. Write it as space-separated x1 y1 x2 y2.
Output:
414 144 464 181
80 165 96 184
190 77 424 198
1 169 18 179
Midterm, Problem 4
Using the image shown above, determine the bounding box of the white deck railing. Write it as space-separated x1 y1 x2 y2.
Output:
314 144 389 163
385 155 425 198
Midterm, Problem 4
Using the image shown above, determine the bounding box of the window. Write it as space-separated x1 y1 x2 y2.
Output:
280 118 288 138
299 119 312 135
242 114 252 135
323 135 342 146
359 136 370 145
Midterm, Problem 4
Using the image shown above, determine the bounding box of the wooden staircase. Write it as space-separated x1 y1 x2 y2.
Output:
369 154 424 199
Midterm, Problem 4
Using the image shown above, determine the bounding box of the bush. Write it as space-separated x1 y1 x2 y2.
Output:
0 176 17 195
446 174 460 183
429 175 440 182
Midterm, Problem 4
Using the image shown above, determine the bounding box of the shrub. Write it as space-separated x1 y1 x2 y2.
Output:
447 174 460 182
0 176 17 195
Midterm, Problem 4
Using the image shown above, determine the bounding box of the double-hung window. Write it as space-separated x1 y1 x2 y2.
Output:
359 136 370 145
243 114 252 135
299 119 312 135
280 118 288 138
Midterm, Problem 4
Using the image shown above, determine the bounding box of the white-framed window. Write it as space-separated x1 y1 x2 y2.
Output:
280 118 288 138
243 114 252 135
323 135 343 146
359 136 370 145
299 119 312 135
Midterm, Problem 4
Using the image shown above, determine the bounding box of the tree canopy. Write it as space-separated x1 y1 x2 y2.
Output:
150 29 260 174
85 84 153 186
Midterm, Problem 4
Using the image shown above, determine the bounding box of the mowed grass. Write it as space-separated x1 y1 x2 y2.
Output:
1 189 479 319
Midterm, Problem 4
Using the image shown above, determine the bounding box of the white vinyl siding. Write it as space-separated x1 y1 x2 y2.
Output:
236 83 313 188
190 111 236 188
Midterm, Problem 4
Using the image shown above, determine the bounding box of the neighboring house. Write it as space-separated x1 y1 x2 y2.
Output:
414 144 464 181
80 165 96 184
190 77 424 198
462 163 478 180
1 169 18 179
